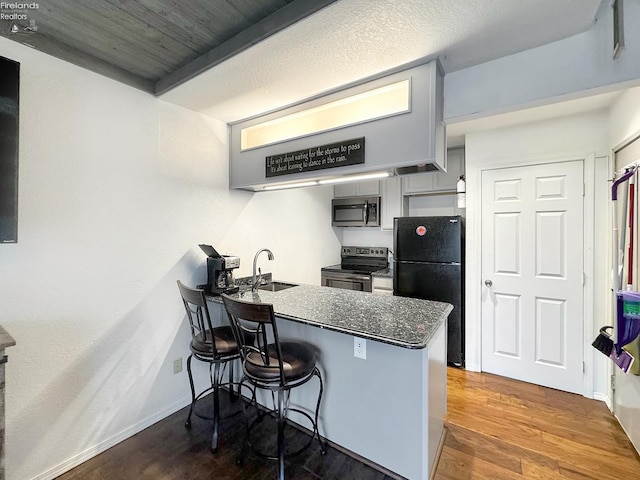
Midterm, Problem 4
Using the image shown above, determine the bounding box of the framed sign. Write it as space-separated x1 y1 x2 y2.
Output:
265 137 365 178
0 56 19 243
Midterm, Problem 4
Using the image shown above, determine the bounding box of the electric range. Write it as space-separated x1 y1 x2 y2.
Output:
321 246 388 292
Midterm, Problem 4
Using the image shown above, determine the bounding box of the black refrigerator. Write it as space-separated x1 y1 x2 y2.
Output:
393 216 464 366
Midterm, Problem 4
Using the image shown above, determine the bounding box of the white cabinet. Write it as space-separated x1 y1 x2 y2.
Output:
372 275 393 295
333 180 381 197
356 180 381 196
433 148 464 191
402 174 434 194
402 148 464 195
333 184 354 197
381 176 405 230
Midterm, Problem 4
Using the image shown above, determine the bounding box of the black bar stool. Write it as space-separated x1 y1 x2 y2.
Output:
221 293 326 480
177 280 241 452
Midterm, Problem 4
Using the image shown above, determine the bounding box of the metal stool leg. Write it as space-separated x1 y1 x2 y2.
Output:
277 389 286 480
228 359 237 401
211 361 221 452
185 355 195 429
236 377 253 466
314 368 327 454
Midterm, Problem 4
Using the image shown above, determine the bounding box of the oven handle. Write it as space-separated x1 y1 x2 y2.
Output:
322 272 372 282
363 200 369 225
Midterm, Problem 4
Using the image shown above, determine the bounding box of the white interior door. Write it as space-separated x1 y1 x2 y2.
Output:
481 160 584 394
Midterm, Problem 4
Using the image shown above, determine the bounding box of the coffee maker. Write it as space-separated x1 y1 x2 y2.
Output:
199 244 240 295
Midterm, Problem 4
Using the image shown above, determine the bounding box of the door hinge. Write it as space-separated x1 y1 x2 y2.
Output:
583 182 586 196
611 374 616 392
583 361 586 373
582 272 586 286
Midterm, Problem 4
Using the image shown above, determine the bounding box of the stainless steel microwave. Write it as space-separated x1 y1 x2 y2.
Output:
331 196 380 227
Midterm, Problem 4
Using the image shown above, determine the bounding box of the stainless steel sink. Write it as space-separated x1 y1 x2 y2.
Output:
257 281 298 292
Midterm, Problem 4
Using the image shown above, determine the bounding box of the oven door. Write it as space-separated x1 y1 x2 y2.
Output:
321 270 372 292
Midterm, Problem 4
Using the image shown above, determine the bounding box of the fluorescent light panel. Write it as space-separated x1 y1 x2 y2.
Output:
262 171 391 191
317 172 390 185
263 181 318 191
241 80 410 151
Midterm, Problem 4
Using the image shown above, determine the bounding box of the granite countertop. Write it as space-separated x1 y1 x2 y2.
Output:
209 284 451 350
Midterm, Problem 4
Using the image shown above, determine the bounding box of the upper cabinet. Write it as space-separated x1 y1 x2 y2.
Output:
380 176 405 230
332 148 464 230
333 180 380 198
402 148 464 195
229 60 445 191
432 148 464 191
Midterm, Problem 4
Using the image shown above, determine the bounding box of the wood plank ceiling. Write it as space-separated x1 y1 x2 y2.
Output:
0 0 336 94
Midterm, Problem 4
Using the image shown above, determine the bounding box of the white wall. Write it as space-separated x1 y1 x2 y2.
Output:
445 0 640 122
0 37 340 480
609 85 640 453
464 110 610 400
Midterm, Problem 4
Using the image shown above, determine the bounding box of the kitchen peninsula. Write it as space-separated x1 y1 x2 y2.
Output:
207 284 451 480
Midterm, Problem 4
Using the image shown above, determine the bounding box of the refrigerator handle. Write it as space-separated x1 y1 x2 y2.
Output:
363 200 369 224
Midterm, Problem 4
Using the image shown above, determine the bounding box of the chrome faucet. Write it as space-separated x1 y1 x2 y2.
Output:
252 248 275 292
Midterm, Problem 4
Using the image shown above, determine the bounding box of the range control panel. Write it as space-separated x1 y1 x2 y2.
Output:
341 246 388 258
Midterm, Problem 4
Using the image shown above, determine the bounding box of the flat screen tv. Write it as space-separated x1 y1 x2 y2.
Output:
0 56 19 243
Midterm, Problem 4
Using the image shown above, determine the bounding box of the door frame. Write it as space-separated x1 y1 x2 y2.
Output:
466 152 597 398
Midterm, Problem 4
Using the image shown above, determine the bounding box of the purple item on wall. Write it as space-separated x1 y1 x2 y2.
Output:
610 348 635 374
615 291 640 354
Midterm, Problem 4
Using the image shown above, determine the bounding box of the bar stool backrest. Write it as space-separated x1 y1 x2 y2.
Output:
221 294 287 386
177 280 219 358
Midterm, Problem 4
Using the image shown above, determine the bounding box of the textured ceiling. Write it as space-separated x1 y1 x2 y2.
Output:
160 0 603 123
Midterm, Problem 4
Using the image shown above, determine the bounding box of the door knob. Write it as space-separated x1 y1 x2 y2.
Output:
484 280 493 287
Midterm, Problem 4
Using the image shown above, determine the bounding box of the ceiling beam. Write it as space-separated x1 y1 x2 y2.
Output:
0 31 155 93
154 0 338 96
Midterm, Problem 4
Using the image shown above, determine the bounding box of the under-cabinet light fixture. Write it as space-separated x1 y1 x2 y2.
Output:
241 80 411 151
262 181 319 191
262 171 392 191
317 172 391 185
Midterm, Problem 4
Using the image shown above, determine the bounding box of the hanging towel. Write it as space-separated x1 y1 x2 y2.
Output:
623 335 640 375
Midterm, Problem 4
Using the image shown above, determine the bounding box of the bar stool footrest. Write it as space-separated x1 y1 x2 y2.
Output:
243 407 323 462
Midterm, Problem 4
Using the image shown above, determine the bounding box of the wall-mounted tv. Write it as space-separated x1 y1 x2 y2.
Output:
0 56 19 243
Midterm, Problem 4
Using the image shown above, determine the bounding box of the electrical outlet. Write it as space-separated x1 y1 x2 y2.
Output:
173 357 183 374
354 337 366 359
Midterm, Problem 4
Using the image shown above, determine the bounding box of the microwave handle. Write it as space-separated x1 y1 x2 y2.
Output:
363 200 369 224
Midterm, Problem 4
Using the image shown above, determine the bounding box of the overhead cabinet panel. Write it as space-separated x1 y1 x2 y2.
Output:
229 60 445 191
402 147 464 195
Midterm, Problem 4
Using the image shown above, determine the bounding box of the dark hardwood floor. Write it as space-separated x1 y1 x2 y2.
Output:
56 368 640 479
56 388 394 480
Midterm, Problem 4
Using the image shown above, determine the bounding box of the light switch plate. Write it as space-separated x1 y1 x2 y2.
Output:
354 337 366 359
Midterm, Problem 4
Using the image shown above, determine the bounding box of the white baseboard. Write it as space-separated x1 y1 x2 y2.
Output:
29 396 191 480
593 391 612 410
463 361 480 372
